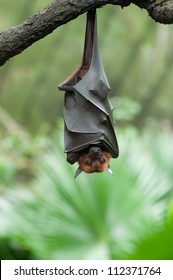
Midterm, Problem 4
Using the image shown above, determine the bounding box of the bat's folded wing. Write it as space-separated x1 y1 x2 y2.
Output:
58 10 119 163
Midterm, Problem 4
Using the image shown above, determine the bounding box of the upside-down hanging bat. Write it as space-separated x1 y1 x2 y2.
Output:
58 9 119 177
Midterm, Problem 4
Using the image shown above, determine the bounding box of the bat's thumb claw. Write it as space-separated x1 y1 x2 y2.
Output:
74 167 83 178
107 166 113 175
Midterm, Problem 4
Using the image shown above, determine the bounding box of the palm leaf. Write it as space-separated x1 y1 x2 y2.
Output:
0 130 172 259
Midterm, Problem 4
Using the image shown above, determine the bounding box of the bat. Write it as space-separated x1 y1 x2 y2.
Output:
58 9 119 177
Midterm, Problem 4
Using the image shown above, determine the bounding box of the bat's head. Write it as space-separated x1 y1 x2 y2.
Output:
75 146 112 178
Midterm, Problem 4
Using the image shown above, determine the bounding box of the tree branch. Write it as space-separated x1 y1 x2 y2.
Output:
0 0 172 66
132 0 173 24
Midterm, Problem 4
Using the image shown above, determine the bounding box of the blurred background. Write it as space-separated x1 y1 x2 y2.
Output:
0 0 173 260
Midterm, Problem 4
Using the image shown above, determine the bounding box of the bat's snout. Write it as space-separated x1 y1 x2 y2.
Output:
89 146 102 157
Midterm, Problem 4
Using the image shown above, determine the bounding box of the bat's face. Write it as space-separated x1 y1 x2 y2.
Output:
77 146 112 174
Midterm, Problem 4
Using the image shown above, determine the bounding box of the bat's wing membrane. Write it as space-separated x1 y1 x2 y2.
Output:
59 10 119 162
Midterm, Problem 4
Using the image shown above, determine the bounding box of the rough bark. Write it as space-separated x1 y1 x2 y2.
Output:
133 0 173 24
0 0 172 66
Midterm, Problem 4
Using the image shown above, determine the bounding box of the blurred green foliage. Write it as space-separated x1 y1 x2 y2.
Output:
0 1 173 260
1 1 173 132
0 129 173 259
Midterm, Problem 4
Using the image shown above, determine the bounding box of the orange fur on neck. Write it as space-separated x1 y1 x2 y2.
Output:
78 151 111 173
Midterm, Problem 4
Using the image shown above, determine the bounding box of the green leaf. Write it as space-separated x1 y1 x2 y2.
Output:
0 130 172 259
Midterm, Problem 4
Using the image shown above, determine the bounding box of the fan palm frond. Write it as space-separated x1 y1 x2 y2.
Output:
0 130 172 259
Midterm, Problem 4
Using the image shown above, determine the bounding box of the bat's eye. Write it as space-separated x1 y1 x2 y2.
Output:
85 159 92 166
100 158 106 164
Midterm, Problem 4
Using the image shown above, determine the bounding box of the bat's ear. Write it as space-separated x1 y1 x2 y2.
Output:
74 167 83 178
107 166 113 175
